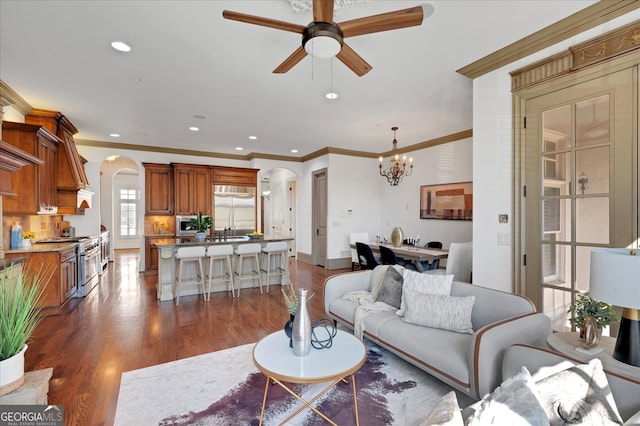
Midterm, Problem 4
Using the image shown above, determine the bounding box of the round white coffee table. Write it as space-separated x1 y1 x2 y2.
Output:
252 329 366 426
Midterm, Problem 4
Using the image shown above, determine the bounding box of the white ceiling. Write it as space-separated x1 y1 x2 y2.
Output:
0 0 595 158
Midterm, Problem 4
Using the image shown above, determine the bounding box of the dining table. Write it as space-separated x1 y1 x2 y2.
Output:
351 242 448 272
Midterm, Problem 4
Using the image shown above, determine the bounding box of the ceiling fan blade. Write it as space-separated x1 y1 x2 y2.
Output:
336 43 372 77
339 6 424 38
312 0 334 22
273 46 308 74
222 10 305 34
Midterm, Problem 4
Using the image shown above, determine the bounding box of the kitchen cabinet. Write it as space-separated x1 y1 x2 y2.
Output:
211 166 258 186
145 236 173 275
173 163 211 215
0 140 43 197
25 109 92 214
2 122 60 215
4 244 78 315
143 163 174 214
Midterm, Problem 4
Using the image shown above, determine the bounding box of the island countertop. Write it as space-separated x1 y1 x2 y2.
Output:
153 236 293 248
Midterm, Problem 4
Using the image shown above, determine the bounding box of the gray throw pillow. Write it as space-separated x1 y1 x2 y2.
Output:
534 358 623 425
375 266 403 309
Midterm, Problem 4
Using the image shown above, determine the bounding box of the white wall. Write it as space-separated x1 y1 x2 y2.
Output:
472 11 640 292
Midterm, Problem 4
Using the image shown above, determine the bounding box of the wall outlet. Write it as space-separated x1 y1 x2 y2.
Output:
497 233 511 246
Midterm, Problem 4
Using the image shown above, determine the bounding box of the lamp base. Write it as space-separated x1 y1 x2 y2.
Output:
612 308 640 367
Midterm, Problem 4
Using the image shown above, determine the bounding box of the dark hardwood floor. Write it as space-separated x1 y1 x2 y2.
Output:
24 249 351 425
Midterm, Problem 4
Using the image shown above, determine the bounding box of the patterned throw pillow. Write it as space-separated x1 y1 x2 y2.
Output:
402 292 475 334
533 358 623 425
466 367 549 426
375 266 404 309
397 269 453 316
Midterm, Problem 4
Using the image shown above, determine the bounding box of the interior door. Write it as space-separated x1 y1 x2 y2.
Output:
312 169 327 267
524 67 636 332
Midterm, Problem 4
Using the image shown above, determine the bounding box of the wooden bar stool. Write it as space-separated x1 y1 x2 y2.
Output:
234 243 263 295
174 246 206 306
205 245 235 299
260 241 289 293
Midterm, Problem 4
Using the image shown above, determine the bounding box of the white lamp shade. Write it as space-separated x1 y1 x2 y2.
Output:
589 248 640 309
304 36 341 59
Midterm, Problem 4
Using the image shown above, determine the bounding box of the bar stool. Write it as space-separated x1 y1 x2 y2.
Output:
234 243 263 295
260 241 289 293
205 245 236 299
174 246 206 306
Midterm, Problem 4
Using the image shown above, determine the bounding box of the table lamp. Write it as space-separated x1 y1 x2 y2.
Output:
589 248 640 367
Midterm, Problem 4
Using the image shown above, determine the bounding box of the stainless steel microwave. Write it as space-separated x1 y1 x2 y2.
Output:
175 215 197 236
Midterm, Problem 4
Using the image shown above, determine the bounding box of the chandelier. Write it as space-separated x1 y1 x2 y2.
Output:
379 126 413 186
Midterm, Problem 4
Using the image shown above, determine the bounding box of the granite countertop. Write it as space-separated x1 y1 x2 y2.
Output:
153 237 293 248
1 241 79 254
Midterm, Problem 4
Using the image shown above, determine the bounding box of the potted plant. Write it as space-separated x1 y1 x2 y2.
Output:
0 267 49 395
190 212 212 242
568 294 620 343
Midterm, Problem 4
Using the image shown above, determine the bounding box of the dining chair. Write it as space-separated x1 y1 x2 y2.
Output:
420 241 443 270
424 242 472 282
355 242 379 270
349 232 369 271
380 245 415 270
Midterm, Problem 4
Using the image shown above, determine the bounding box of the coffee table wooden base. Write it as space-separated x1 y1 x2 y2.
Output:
259 374 359 426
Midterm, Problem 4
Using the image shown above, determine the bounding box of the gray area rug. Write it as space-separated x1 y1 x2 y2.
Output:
115 340 474 425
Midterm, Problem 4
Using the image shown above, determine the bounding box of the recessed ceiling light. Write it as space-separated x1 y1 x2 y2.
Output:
325 92 338 100
193 114 207 119
109 133 120 138
189 126 199 132
291 149 298 153
236 147 243 151
133 77 142 82
249 136 257 140
111 41 131 52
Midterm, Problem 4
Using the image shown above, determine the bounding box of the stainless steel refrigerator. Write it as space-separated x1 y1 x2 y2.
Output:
213 185 256 236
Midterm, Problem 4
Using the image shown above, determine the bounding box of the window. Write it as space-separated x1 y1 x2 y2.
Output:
119 188 138 237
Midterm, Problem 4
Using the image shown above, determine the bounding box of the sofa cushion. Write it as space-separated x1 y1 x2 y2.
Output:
398 269 453 316
377 317 472 385
534 358 623 425
375 266 404 309
403 292 475 334
466 367 549 426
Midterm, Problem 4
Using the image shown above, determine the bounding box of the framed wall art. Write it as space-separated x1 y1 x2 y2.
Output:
420 182 472 220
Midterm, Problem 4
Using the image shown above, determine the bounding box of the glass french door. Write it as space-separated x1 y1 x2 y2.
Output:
524 67 637 333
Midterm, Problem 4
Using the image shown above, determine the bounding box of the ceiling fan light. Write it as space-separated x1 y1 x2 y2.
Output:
304 36 341 59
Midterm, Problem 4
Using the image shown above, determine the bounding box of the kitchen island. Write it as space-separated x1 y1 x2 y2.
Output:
153 237 293 301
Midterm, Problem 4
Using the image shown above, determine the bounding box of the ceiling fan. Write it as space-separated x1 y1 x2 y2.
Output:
222 1 427 77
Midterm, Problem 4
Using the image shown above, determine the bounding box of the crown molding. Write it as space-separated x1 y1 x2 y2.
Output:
0 80 33 115
457 0 640 79
77 129 473 163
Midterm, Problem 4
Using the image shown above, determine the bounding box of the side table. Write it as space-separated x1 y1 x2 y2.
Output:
0 368 53 405
253 329 366 426
547 332 640 380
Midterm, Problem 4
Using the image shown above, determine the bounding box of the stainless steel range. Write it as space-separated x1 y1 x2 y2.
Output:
78 236 100 297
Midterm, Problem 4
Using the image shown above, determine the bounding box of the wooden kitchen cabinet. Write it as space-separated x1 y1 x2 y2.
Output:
5 245 78 315
173 163 211 215
211 166 258 186
145 236 170 275
2 122 60 215
143 163 173 214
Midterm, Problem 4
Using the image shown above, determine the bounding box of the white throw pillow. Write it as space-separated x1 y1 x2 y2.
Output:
397 269 453 316
420 391 463 426
402 292 475 334
466 367 549 426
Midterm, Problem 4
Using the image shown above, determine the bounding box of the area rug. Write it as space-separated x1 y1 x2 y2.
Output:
115 340 474 425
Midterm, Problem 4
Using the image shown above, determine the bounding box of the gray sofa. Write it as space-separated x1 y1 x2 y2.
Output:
323 266 551 399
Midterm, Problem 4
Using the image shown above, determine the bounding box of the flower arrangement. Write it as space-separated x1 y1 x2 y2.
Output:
22 231 35 241
568 294 620 329
282 285 314 316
